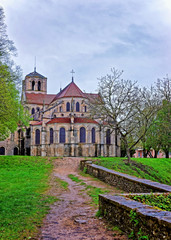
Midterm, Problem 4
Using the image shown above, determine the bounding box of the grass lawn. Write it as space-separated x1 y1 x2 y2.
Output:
0 156 56 240
128 193 171 211
92 157 171 185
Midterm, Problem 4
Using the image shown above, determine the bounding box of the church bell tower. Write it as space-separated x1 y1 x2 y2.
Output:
22 67 47 94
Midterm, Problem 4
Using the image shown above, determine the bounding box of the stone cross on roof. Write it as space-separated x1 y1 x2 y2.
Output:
70 69 75 82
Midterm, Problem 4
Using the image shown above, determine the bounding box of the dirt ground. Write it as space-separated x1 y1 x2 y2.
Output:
38 157 128 240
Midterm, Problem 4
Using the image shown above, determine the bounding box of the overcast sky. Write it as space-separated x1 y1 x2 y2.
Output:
1 0 171 94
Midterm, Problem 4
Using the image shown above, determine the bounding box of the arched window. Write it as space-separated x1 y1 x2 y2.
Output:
35 129 40 145
32 81 35 90
59 106 62 112
92 128 95 143
18 129 21 138
80 127 86 143
84 106 87 112
66 102 70 112
0 147 5 155
60 128 65 143
76 102 80 112
37 107 40 112
50 128 53 144
38 81 41 91
26 128 30 138
31 108 35 114
106 129 111 144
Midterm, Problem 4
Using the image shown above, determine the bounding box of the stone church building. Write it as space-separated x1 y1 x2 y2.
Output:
0 69 120 157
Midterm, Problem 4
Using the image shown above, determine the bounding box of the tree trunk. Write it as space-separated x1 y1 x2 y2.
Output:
122 137 131 164
165 150 169 158
154 150 157 158
126 148 131 164
143 149 147 158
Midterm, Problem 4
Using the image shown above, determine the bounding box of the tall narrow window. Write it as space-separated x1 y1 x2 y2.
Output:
59 106 62 112
32 81 35 90
66 102 70 112
76 102 80 112
84 106 87 112
38 81 41 91
31 108 35 114
60 128 65 143
50 128 53 144
37 107 40 112
106 129 111 144
92 128 95 143
80 127 86 143
35 129 40 145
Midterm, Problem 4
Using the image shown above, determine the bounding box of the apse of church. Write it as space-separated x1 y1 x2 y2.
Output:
0 69 120 157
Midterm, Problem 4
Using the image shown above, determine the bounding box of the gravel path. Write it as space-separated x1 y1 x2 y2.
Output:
39 157 128 240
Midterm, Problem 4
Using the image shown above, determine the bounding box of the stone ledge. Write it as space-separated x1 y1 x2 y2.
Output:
80 160 171 193
99 194 171 239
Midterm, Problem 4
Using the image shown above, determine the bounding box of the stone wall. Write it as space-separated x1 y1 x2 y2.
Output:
80 160 171 193
99 194 171 240
80 160 171 239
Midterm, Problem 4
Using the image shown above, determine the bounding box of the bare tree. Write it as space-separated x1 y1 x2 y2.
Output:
90 68 160 163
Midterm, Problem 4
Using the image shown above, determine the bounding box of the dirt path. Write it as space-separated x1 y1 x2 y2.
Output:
39 157 128 240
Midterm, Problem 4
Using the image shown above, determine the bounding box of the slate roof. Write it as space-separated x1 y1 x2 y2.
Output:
26 71 46 79
25 93 56 105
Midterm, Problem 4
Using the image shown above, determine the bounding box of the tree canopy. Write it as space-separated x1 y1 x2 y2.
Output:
90 68 161 162
0 7 29 141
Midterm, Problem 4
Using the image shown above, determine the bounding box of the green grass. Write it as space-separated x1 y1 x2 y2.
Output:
93 157 171 185
0 156 57 240
55 178 68 190
129 193 171 211
68 174 109 205
68 174 83 183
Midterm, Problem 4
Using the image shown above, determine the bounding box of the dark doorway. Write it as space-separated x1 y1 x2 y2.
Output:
14 147 18 155
26 148 30 156
0 147 5 155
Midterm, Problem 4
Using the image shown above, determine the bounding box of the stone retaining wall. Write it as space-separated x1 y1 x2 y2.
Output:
99 194 171 240
80 160 171 239
80 160 171 193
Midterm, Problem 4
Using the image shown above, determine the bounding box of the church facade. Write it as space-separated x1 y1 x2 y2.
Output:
0 69 120 157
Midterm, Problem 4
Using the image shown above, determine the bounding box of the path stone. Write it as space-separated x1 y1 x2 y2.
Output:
38 157 128 240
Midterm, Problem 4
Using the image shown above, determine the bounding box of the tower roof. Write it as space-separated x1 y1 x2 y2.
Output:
52 81 86 102
26 70 46 79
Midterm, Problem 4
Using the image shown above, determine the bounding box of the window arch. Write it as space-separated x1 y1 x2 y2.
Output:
35 129 40 145
0 147 5 155
76 102 80 112
80 127 86 143
38 81 41 91
106 129 111 144
32 81 35 90
50 128 53 144
92 128 95 143
31 108 35 115
60 128 65 143
66 102 70 112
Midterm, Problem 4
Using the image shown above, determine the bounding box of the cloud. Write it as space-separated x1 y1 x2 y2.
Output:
1 0 171 93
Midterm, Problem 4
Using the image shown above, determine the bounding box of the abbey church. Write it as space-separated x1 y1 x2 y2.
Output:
0 69 120 157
